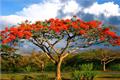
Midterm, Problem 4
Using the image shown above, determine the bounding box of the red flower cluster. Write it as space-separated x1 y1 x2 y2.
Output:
0 17 120 46
79 30 86 34
103 28 117 38
98 27 120 45
87 20 102 28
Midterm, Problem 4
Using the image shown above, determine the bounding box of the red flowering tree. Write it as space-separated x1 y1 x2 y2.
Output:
0 16 120 80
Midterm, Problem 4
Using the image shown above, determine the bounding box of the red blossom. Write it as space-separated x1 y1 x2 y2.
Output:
1 16 120 46
103 28 110 32
87 20 102 28
79 30 86 34
106 31 117 38
9 34 16 40
100 36 105 41
80 22 89 29
18 32 24 38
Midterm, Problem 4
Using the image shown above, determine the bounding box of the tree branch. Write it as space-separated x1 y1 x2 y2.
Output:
52 35 64 47
45 39 59 54
60 52 69 60
60 39 71 55
30 38 57 64
105 58 115 64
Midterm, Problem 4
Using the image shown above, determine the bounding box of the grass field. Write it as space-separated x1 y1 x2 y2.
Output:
0 71 120 80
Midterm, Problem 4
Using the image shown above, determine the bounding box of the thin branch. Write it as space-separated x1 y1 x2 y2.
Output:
105 58 115 64
66 31 71 38
30 39 57 64
52 35 64 47
45 40 59 54
60 39 71 55
44 52 56 64
60 32 76 55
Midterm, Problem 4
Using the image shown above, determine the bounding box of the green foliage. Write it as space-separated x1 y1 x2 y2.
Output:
72 63 98 80
23 66 32 72
72 71 81 80
80 63 93 71
44 62 56 71
109 64 120 71
72 71 99 80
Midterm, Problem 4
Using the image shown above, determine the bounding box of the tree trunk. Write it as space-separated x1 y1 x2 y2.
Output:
103 61 106 71
56 59 62 80
56 53 69 80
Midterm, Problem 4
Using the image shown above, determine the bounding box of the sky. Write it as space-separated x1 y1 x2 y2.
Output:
1 0 120 29
0 0 120 51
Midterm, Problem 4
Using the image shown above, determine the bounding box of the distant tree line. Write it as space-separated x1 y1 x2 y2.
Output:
0 45 120 73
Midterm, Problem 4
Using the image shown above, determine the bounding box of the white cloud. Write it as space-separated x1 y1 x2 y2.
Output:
0 0 81 30
0 15 27 25
0 0 62 30
0 15 28 30
63 0 81 14
84 2 120 17
16 0 63 21
1 0 120 31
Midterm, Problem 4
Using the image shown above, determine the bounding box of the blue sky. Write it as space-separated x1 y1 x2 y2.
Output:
1 0 120 26
1 0 120 15
1 0 120 51
97 0 120 4
1 0 43 15
1 0 119 15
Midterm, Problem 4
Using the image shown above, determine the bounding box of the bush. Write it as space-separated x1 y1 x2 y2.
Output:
62 66 75 72
22 66 32 72
109 64 120 71
72 71 98 80
44 62 56 71
80 63 93 71
72 70 81 80
72 63 98 80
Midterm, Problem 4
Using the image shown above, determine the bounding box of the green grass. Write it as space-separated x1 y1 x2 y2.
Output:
0 71 120 80
1 72 54 80
0 72 71 80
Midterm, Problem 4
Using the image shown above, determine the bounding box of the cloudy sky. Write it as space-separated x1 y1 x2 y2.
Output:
1 0 120 51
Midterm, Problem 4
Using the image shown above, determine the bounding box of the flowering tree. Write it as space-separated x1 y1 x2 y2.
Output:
0 16 120 80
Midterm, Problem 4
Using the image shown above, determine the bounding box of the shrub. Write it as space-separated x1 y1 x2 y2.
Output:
22 66 32 72
44 62 56 71
80 63 93 71
72 71 98 80
109 64 120 71
72 70 81 80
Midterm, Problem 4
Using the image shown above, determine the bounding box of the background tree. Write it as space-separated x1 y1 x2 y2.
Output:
31 50 49 71
1 16 120 80
93 49 120 71
0 45 21 72
77 49 120 71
